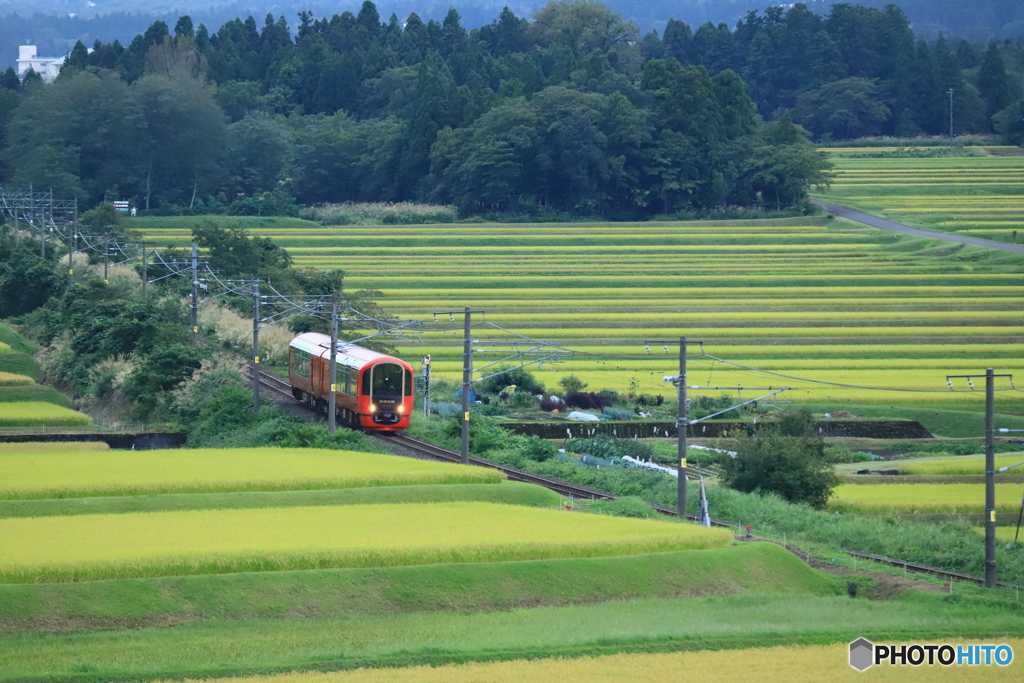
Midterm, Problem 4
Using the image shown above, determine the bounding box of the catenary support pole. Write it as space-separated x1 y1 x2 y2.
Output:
677 335 688 519
985 367 996 588
190 244 199 344
328 290 339 435
103 236 109 283
67 227 74 285
461 306 472 465
252 281 260 412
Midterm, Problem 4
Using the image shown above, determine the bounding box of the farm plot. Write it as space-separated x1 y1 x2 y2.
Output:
0 402 91 428
817 155 1024 245
0 502 732 582
137 217 1024 408
189 641 1024 683
828 483 1022 515
0 447 501 500
897 454 1024 476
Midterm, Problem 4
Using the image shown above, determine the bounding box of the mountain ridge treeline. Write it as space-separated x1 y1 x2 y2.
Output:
1 1 1022 219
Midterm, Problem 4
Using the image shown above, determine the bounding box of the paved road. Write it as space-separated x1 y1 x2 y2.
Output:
811 199 1024 255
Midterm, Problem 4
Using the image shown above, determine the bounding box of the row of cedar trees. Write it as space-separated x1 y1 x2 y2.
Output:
0 1 1021 217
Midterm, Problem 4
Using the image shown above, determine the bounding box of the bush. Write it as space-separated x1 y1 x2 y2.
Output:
522 436 557 462
719 408 839 509
635 394 664 407
557 375 587 394
431 402 462 419
478 366 545 396
565 391 612 410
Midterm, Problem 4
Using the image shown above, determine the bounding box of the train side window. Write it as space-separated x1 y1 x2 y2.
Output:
291 349 310 380
405 369 413 396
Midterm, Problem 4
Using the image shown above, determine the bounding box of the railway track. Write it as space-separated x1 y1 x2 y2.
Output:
246 366 1022 590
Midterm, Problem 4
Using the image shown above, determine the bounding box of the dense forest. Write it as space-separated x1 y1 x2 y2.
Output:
1 1 1022 219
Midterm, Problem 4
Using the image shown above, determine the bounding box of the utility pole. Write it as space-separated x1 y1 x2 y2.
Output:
103 236 110 283
985 368 996 588
141 242 148 302
190 244 199 344
677 335 688 519
947 368 1013 588
252 280 260 412
948 88 954 146
422 354 431 419
328 290 339 435
461 306 472 465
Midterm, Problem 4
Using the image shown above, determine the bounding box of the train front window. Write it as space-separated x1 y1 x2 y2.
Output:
367 363 404 396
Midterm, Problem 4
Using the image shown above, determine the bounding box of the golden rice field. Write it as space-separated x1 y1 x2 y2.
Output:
167 639 1024 683
829 483 1023 515
0 402 92 428
0 447 502 500
819 155 1024 246
897 454 1024 475
0 502 732 582
137 209 1024 405
0 372 33 386
0 441 108 453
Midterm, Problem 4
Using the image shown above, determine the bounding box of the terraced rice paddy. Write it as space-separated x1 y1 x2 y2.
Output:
0 447 501 499
0 402 92 428
829 483 1022 515
897 454 1024 476
193 640 1024 683
140 216 1024 407
818 155 1024 245
0 502 732 582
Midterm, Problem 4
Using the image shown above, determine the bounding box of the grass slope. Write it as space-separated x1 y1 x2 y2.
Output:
1 591 1020 681
0 402 91 428
0 385 68 407
0 354 40 381
0 482 560 519
0 543 830 628
0 325 35 355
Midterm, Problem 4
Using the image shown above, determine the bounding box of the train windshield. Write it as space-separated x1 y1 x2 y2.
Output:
366 363 411 396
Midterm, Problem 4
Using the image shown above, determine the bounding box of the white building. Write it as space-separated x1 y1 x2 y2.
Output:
17 45 64 81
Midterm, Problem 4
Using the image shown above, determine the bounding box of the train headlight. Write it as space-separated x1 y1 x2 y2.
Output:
369 404 377 412
397 404 406 414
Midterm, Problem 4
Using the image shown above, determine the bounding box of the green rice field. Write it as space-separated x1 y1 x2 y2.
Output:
829 483 1023 515
139 215 1024 409
0 402 92 428
0 447 501 500
818 155 1024 245
0 502 732 582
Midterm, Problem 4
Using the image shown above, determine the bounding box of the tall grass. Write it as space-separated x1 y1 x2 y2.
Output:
0 502 731 582
0 447 501 500
201 303 292 368
300 203 458 225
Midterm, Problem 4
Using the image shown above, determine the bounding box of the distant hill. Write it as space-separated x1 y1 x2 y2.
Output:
3 0 1022 71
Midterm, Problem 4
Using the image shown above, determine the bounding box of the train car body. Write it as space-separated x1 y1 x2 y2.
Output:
288 332 414 431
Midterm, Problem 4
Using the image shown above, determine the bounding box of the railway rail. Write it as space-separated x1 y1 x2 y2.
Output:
247 367 1023 591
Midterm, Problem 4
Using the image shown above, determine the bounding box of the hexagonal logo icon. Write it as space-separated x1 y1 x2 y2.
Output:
850 637 874 671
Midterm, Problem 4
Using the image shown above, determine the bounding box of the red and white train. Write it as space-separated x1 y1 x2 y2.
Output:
288 332 414 431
